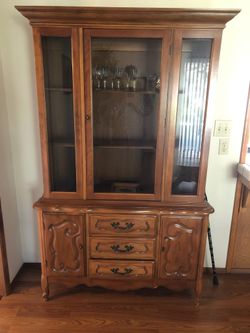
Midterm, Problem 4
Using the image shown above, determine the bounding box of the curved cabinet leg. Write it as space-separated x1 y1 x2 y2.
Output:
37 210 49 301
41 274 49 301
195 215 209 306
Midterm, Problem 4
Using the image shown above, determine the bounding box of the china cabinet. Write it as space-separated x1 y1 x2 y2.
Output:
16 6 239 302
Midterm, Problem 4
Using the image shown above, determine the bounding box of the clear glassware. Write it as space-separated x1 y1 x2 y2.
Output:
125 65 138 91
93 66 102 89
108 67 115 90
114 67 123 90
101 67 109 89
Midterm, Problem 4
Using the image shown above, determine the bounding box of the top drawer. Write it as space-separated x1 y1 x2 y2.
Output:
89 214 157 237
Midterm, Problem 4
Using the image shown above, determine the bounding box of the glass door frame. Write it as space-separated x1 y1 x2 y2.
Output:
33 27 84 199
163 29 222 203
84 28 171 201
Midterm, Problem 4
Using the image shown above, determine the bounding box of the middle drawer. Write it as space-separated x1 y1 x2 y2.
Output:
90 238 155 260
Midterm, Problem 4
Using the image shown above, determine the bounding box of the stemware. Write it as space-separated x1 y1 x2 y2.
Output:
114 67 123 90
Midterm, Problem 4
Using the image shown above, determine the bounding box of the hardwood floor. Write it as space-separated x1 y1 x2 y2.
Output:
1 266 250 333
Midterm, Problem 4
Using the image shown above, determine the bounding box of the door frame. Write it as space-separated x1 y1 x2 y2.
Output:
226 84 250 272
0 200 11 298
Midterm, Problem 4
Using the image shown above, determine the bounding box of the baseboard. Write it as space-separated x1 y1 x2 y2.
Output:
22 263 41 270
204 267 227 274
11 262 41 285
229 268 250 274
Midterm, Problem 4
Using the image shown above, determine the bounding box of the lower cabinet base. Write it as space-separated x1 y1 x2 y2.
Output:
43 276 202 304
36 202 213 304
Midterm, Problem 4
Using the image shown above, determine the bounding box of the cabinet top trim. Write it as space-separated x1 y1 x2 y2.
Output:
16 6 239 28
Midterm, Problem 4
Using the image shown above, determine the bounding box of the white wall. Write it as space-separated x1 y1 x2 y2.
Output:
0 0 249 268
0 50 23 281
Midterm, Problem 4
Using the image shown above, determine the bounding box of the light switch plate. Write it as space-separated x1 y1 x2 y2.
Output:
214 120 231 137
219 138 229 155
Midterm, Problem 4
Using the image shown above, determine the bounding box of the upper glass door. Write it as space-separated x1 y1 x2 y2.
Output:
42 35 76 192
164 30 221 202
172 38 212 196
85 30 170 199
36 27 83 198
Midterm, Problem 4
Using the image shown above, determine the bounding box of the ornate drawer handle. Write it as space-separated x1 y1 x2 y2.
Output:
110 221 135 231
110 244 134 253
110 267 133 275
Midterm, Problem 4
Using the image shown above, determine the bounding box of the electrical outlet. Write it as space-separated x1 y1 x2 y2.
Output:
214 120 231 137
219 138 229 155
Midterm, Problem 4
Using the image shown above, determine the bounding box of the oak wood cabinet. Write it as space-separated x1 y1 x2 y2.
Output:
43 214 85 277
159 216 202 280
16 6 239 302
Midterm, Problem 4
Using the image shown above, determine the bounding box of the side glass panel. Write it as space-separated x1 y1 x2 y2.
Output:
172 39 212 195
42 36 76 192
91 38 162 194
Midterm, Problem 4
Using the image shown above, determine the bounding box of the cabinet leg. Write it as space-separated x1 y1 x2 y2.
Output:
195 280 202 307
41 274 49 302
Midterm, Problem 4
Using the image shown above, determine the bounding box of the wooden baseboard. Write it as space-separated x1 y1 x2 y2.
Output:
204 267 227 274
22 263 41 270
230 268 250 274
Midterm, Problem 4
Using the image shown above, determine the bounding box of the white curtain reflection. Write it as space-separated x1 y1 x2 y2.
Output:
176 56 209 167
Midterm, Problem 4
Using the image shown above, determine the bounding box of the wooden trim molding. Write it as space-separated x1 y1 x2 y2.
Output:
15 6 239 28
226 84 250 272
0 201 11 298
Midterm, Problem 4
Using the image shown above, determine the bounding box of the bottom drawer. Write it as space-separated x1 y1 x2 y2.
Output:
89 260 154 279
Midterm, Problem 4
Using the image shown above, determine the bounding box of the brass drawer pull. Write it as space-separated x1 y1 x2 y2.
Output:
110 221 135 231
110 244 134 253
110 267 133 275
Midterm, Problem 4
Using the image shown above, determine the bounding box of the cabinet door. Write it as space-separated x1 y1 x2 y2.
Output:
84 29 171 200
164 30 222 202
159 216 202 280
33 28 83 198
43 214 85 276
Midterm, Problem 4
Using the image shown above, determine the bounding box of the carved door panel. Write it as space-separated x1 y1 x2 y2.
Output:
43 214 84 276
159 216 202 280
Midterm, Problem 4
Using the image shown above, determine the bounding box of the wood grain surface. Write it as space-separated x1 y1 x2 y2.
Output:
1 265 250 333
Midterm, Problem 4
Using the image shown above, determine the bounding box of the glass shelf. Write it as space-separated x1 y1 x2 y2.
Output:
94 139 156 151
93 89 158 95
45 87 72 93
49 141 75 148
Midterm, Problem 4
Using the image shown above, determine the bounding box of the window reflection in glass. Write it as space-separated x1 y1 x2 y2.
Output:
172 39 212 195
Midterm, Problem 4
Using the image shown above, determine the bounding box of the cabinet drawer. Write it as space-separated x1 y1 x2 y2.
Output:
89 260 154 279
89 214 157 237
90 238 155 260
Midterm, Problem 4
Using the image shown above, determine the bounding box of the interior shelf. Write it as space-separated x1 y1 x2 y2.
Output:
93 89 158 95
94 139 156 151
49 140 75 148
45 87 72 93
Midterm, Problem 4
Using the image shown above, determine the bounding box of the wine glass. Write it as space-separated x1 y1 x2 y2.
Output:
93 66 102 89
114 67 123 90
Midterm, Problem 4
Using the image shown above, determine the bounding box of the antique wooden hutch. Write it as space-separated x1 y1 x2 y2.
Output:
16 6 239 302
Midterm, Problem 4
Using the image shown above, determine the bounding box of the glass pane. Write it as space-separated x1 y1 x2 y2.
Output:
42 36 76 192
172 39 212 195
91 37 162 193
